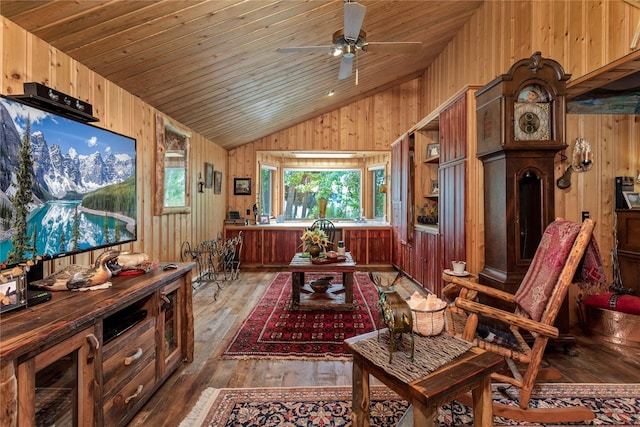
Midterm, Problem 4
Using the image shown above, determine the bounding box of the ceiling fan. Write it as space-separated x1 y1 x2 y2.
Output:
276 0 422 80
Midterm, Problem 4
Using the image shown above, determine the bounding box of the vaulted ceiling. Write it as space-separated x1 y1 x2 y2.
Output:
1 1 484 150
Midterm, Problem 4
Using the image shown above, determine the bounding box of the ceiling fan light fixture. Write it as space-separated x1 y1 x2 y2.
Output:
329 46 343 57
343 45 355 58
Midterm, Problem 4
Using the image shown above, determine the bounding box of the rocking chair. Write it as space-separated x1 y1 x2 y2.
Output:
443 218 606 423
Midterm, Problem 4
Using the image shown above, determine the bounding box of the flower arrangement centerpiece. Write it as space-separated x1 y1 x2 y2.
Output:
301 227 329 258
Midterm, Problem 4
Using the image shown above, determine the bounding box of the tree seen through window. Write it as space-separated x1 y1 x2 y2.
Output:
283 169 361 219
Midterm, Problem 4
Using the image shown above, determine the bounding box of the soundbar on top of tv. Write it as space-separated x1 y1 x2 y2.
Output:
7 82 98 123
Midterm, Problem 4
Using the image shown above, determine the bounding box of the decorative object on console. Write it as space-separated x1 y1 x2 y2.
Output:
623 191 640 209
616 176 635 209
7 82 98 123
109 252 153 276
0 267 27 313
30 250 120 291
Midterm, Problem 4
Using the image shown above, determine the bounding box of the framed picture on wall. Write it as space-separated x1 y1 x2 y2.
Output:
623 191 640 209
214 171 222 194
205 163 214 188
234 178 251 195
426 143 440 159
430 179 439 195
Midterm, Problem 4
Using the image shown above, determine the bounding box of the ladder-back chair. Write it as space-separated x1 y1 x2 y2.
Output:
443 218 606 423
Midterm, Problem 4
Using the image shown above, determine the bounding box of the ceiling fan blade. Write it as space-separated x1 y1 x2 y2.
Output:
276 46 332 53
344 1 366 41
338 56 354 80
363 41 423 54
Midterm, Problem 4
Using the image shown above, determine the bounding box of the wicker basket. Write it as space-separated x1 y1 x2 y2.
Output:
410 305 446 336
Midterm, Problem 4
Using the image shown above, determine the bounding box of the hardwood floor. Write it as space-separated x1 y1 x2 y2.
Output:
128 270 640 426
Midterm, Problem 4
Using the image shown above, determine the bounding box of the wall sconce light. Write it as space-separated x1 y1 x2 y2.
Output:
197 172 205 193
557 138 593 189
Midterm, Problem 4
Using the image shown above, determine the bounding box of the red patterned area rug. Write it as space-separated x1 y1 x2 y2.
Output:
221 272 379 360
179 384 640 427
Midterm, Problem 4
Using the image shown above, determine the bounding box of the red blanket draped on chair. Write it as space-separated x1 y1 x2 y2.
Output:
515 220 607 321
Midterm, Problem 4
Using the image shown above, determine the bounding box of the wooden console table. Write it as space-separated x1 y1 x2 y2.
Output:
344 329 504 427
288 252 355 310
0 263 195 427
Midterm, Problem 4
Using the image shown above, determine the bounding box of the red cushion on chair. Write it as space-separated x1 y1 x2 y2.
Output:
582 292 640 315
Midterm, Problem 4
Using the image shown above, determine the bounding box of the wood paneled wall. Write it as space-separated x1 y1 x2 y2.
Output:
229 1 640 324
228 80 420 216
1 16 228 271
420 0 640 312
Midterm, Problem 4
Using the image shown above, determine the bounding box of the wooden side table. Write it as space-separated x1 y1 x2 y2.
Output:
344 330 504 427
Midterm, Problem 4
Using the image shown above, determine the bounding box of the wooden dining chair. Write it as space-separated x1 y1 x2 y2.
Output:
443 218 607 423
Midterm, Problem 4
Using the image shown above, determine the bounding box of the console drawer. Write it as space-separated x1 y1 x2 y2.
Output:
103 361 156 426
103 317 156 401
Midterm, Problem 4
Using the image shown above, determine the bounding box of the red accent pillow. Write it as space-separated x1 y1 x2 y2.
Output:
582 292 640 316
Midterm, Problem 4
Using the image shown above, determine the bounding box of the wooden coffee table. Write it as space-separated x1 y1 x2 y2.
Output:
288 252 356 310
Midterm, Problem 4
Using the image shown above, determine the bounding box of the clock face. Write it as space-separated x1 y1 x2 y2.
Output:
514 102 550 141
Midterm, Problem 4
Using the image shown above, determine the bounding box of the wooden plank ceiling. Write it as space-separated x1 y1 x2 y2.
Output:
1 0 483 150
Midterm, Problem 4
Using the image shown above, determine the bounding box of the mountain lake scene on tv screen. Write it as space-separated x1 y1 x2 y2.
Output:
0 98 136 264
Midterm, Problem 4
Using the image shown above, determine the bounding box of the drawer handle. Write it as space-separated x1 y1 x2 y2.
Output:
86 333 99 363
124 385 143 404
123 348 143 366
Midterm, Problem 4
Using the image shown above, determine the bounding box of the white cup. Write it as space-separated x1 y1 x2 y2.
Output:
452 261 466 274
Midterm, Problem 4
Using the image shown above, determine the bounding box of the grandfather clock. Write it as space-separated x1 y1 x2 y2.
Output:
476 52 570 301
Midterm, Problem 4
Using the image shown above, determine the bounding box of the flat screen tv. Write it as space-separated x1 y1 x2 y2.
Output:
0 95 137 271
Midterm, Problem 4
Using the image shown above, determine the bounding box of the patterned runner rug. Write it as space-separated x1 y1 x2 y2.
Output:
180 383 640 426
221 272 380 359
